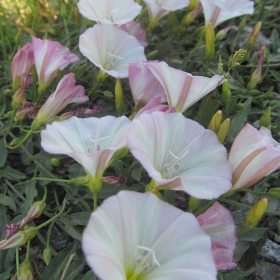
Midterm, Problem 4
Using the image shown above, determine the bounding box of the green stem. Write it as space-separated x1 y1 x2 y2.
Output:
6 128 34 150
16 247 20 279
93 191 98 211
36 198 67 231
5 108 16 136
183 37 203 63
193 199 217 216
32 177 71 183
88 81 100 96
25 239 31 260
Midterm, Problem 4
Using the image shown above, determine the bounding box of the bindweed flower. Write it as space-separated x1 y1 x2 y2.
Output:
82 191 217 279
197 202 237 270
79 25 146 79
134 97 176 118
200 0 254 28
146 61 224 112
14 102 41 122
11 43 34 90
143 0 190 29
32 37 79 92
32 73 87 129
41 116 131 192
77 0 142 25
229 124 280 190
128 60 167 109
119 21 148 47
127 112 232 199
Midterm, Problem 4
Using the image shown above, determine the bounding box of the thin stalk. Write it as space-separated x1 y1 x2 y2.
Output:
16 247 20 279
93 191 98 211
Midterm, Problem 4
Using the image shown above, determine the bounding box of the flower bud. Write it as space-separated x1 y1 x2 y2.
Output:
188 0 200 11
168 11 177 28
51 158 60 166
216 23 234 41
222 81 231 107
260 107 271 128
208 110 222 134
268 188 280 199
243 198 268 230
218 56 223 74
238 16 247 33
205 23 215 62
189 196 200 212
0 227 37 250
70 175 89 186
74 7 82 28
146 50 158 60
115 78 124 115
19 260 33 280
185 3 202 26
43 247 52 265
246 22 262 51
218 118 230 143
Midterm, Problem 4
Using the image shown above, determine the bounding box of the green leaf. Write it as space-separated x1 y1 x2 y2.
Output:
164 190 175 204
270 69 280 82
40 241 79 280
82 270 96 280
237 227 267 242
69 212 90 226
20 181 37 213
0 205 9 238
0 265 15 279
0 92 6 118
1 166 26 181
196 96 220 127
218 267 256 280
234 241 250 262
0 138 7 168
63 258 85 280
0 248 16 272
58 217 82 241
0 194 16 212
227 97 252 143
270 29 279 54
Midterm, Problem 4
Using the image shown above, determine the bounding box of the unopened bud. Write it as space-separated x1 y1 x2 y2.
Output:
96 70 108 83
218 56 223 74
188 0 200 11
19 260 33 280
208 110 222 134
70 175 89 186
0 227 37 250
218 118 230 143
115 78 124 115
168 11 177 28
51 158 60 166
238 16 247 33
216 23 234 41
189 196 200 212
146 50 158 60
74 7 82 28
246 22 262 51
43 247 52 265
268 188 280 198
243 198 268 230
260 107 271 128
185 3 202 26
106 147 130 168
222 81 231 106
205 23 215 62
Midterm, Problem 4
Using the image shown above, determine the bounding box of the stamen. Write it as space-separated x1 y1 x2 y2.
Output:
169 149 189 160
90 136 109 143
137 246 160 267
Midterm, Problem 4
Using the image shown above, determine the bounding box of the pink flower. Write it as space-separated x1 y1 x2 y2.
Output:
82 191 217 279
79 25 146 78
127 112 232 199
77 0 142 25
128 60 167 109
143 0 190 27
229 124 280 190
119 21 148 47
146 61 224 112
200 0 254 28
34 73 87 126
197 202 237 270
32 37 79 91
11 43 34 89
15 102 41 121
58 106 103 121
41 116 131 192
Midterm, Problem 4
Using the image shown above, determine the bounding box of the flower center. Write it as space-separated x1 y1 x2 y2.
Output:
126 246 160 280
161 149 189 179
88 136 109 152
104 53 123 69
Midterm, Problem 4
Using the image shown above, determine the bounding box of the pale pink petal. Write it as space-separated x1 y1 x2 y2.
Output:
36 73 87 122
41 116 131 179
79 25 146 78
127 112 232 199
77 0 142 25
119 21 147 47
82 191 217 279
146 61 224 112
229 124 280 190
197 202 237 270
134 97 175 118
128 60 167 108
200 0 254 28
32 37 79 88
